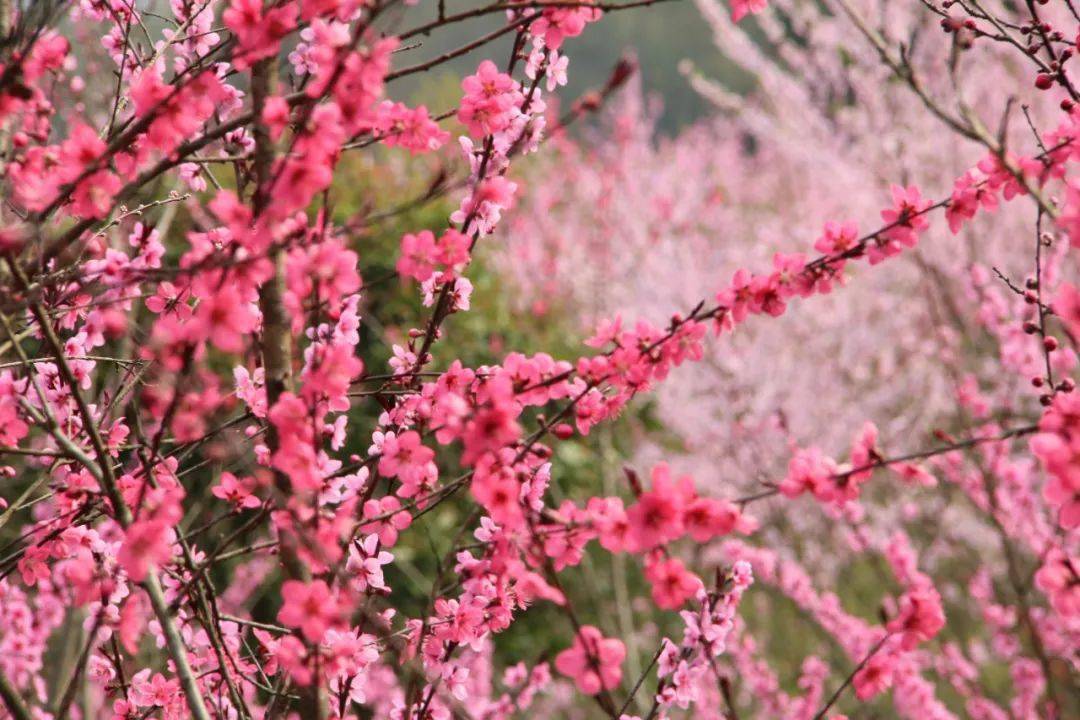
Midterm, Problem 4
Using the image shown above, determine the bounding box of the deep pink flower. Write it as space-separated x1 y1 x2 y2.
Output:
377 431 436 495
117 520 173 582
187 283 258 353
211 472 261 511
397 230 439 282
626 463 692 550
730 0 768 22
472 461 524 529
277 579 341 642
877 184 931 253
645 555 701 610
853 651 895 699
1034 548 1079 617
780 447 841 503
361 496 413 546
554 625 625 694
224 0 297 67
683 497 746 542
887 584 945 649
457 60 523 138
814 220 860 256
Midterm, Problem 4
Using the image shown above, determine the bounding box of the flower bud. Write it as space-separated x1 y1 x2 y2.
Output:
0 225 25 255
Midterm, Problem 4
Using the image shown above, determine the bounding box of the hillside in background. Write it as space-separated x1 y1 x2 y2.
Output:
387 1 751 131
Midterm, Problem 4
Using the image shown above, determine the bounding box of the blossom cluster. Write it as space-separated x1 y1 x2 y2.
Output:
0 0 1077 719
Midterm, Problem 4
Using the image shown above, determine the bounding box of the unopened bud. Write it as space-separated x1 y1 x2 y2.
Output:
0 225 25 255
624 466 643 496
606 55 638 90
576 91 602 113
